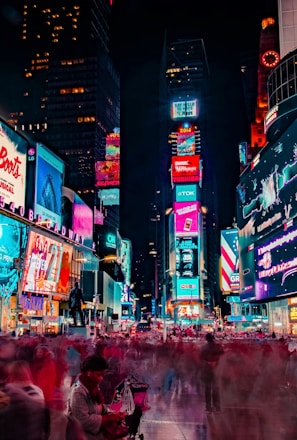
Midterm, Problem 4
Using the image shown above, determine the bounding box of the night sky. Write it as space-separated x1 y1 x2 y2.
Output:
109 0 278 252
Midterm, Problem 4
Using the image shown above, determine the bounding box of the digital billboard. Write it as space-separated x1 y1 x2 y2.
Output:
174 201 200 236
0 215 28 302
237 120 297 241
0 119 27 211
175 236 199 278
98 188 120 206
72 193 93 248
175 184 200 203
176 129 195 156
171 99 199 120
176 277 200 301
95 160 120 187
120 238 132 286
22 229 73 295
220 229 240 293
171 155 200 183
237 120 297 298
35 143 64 229
254 222 297 300
105 132 120 161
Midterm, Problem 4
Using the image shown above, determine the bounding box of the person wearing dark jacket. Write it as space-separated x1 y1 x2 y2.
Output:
200 332 224 413
69 282 86 327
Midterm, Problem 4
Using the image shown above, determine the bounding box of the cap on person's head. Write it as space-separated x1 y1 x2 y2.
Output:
205 332 214 342
80 355 108 373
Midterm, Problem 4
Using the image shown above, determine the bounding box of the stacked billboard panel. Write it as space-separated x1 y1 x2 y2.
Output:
170 116 202 304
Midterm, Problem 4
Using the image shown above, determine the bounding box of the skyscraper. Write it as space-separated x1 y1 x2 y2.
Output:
6 0 120 207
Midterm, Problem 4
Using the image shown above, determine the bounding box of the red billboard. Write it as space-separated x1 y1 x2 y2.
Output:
95 160 120 187
171 155 200 183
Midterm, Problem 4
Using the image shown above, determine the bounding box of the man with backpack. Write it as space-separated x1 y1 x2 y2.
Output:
69 282 86 327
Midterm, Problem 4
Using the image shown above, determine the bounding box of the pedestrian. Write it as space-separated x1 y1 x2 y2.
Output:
199 332 224 413
67 354 128 440
31 344 57 408
7 359 45 404
0 361 47 440
69 282 86 327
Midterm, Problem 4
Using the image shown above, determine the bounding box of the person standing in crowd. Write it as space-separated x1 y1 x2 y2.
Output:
200 332 224 413
69 282 86 327
67 354 127 440
0 361 47 440
31 344 57 408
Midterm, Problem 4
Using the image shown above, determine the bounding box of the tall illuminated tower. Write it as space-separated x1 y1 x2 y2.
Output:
250 17 279 157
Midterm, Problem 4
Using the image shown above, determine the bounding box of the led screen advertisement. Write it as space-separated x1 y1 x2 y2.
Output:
105 132 120 161
98 188 120 206
221 229 240 293
175 236 199 278
0 214 28 302
95 160 120 187
176 129 195 156
72 193 93 249
171 155 200 183
120 238 132 286
22 229 73 295
176 277 200 301
174 201 200 236
237 120 297 244
35 143 64 229
0 119 27 211
237 121 297 299
171 99 199 120
254 222 297 301
175 184 199 203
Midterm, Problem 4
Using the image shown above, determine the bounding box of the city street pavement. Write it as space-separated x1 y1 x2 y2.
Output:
137 385 297 440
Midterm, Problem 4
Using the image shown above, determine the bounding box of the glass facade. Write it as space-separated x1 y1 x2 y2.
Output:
268 50 297 108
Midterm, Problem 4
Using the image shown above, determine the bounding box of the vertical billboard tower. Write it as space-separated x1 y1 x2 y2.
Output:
250 17 279 158
166 38 210 324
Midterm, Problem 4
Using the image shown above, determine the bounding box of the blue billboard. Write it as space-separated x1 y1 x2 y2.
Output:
35 143 65 229
238 120 297 299
0 214 28 302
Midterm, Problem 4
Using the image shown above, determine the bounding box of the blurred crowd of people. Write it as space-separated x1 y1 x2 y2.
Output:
0 331 296 439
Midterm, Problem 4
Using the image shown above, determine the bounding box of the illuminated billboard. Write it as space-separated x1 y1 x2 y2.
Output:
0 119 27 212
237 120 297 242
175 236 199 278
35 143 64 229
220 229 240 293
175 184 199 203
237 120 297 298
176 277 200 301
72 193 93 248
120 238 132 286
254 223 297 300
98 188 120 206
105 132 120 161
174 201 200 236
22 229 73 295
171 99 199 120
176 129 195 156
95 160 120 187
171 155 200 183
0 215 28 301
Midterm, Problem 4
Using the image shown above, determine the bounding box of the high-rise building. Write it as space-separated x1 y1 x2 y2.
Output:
249 17 279 157
6 0 120 208
278 0 297 58
165 38 219 321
